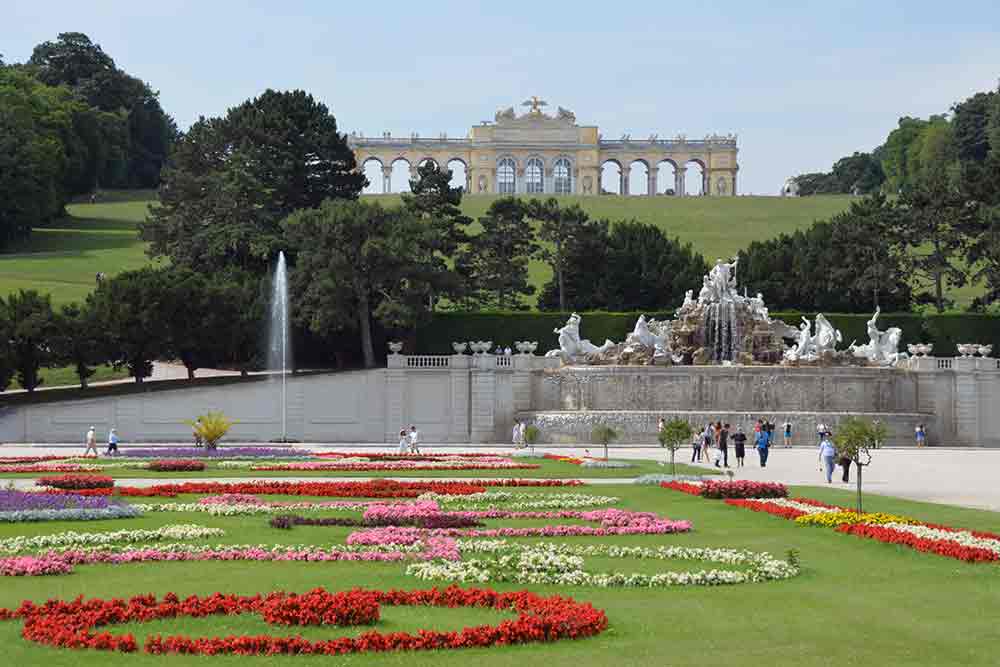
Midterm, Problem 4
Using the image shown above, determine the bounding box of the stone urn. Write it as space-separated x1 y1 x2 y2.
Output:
917 343 933 356
957 343 975 357
515 341 532 355
388 341 404 355
907 344 918 357
978 344 993 357
527 341 539 354
452 342 468 354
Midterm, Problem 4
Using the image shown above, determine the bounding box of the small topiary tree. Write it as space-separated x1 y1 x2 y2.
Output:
184 411 237 451
591 424 619 461
658 418 693 475
523 425 539 454
833 416 887 514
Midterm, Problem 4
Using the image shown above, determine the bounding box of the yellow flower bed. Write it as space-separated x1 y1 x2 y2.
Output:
794 511 917 527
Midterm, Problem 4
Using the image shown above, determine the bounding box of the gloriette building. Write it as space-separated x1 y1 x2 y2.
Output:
348 97 739 196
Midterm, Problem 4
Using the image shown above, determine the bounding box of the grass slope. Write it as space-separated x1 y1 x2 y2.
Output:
0 484 998 665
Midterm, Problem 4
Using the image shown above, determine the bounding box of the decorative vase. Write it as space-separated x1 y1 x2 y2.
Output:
388 341 404 355
452 342 468 354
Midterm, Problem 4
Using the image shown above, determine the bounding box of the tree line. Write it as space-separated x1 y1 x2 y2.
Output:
0 32 176 249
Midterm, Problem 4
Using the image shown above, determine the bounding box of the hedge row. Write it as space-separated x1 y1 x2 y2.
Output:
412 311 999 356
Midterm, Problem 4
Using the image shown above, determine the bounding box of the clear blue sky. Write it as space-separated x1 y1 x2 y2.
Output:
5 0 999 194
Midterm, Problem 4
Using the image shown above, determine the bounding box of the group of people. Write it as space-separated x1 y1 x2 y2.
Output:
83 426 119 457
661 418 782 470
396 425 421 454
512 419 527 448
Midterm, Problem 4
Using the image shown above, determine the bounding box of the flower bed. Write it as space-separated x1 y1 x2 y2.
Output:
36 475 114 490
794 510 917 527
661 480 787 499
0 505 141 523
117 479 579 499
0 539 459 577
222 459 541 472
0 585 607 655
0 463 101 474
145 460 206 472
421 491 619 511
0 524 224 555
43 487 114 496
120 447 308 459
0 489 111 512
408 540 800 588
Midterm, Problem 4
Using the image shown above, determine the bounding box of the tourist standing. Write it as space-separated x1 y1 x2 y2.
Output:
83 426 99 458
838 448 852 483
702 424 714 462
915 423 926 447
718 423 730 468
106 428 119 457
757 427 770 467
819 433 837 483
733 426 747 467
691 431 702 463
782 420 793 448
657 416 665 434
816 422 828 445
409 425 421 454
397 429 409 454
513 419 522 448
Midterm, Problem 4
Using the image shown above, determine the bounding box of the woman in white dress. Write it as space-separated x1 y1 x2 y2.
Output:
397 429 409 454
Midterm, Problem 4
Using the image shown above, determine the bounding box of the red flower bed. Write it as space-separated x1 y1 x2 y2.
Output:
0 586 607 656
835 523 999 563
916 521 1000 542
43 488 114 496
0 456 72 464
542 454 585 465
659 481 702 496
146 460 206 472
35 475 114 490
315 452 510 460
117 478 580 499
699 480 788 499
723 499 808 520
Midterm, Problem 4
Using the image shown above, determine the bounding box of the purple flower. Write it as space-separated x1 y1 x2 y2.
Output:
0 490 110 512
122 447 308 459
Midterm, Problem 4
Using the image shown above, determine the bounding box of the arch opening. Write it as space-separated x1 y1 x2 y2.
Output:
553 158 572 194
600 161 622 195
361 158 385 195
683 159 706 196
628 160 649 196
390 158 412 194
447 159 468 192
497 157 516 194
656 160 677 196
525 157 544 194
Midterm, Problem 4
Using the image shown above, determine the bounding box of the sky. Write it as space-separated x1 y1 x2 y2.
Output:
5 0 1000 195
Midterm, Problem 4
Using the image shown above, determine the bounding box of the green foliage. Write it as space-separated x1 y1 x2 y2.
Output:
795 152 885 196
4 289 57 392
183 410 236 450
283 198 449 368
523 425 539 445
142 89 363 275
455 197 539 310
530 198 592 311
952 91 996 163
658 418 693 475
833 416 888 514
86 267 171 382
591 424 618 460
50 302 107 388
738 194 912 312
922 313 1000 354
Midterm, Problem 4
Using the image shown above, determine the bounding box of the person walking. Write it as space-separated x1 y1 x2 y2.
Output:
397 429 409 454
819 433 837 483
657 416 665 434
915 423 926 447
106 428 120 457
756 427 770 467
702 424 714 462
838 448 852 483
782 420 793 448
408 425 421 454
816 421 828 445
691 431 702 463
732 426 747 467
513 419 522 448
83 426 99 458
718 423 730 468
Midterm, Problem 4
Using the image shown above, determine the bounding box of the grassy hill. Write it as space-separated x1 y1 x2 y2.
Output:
3 191 979 308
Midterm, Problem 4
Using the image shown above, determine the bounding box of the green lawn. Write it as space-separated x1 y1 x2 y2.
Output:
0 483 998 665
8 364 131 391
0 457 709 480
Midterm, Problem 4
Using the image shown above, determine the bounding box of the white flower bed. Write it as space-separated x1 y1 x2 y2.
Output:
580 460 635 469
134 501 369 516
0 524 225 554
761 498 840 515
406 540 799 587
881 522 1000 557
419 491 620 511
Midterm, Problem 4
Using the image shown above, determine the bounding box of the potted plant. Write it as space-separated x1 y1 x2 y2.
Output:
184 411 237 451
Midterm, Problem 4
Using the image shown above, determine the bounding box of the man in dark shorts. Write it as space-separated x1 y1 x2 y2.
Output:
717 423 730 468
732 426 747 467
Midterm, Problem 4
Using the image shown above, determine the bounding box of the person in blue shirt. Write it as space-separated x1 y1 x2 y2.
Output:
756 428 770 467
106 428 120 457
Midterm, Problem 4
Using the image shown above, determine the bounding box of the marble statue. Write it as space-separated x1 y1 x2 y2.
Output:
848 307 907 366
495 106 516 122
557 106 576 122
749 292 769 322
783 314 843 362
545 313 614 362
623 315 670 358
702 257 739 303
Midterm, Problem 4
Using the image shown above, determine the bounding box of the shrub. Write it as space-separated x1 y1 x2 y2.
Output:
699 480 788 499
185 411 236 450
35 475 114 490
146 460 206 472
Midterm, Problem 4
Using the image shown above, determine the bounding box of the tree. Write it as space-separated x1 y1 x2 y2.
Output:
159 269 233 380
591 424 619 461
881 117 931 192
0 297 16 391
530 198 590 311
897 174 980 312
833 417 887 514
952 91 997 163
86 267 170 383
455 198 539 310
601 222 709 311
537 217 611 311
283 199 449 368
658 418 693 475
142 89 364 274
4 290 57 392
830 152 885 194
51 302 107 388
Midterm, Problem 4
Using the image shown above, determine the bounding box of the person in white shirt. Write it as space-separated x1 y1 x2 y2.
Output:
84 426 99 458
409 425 421 454
397 429 409 454
512 419 523 448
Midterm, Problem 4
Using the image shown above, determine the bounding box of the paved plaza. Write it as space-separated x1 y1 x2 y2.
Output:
3 442 997 512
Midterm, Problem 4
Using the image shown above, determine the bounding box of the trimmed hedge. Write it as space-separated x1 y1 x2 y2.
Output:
413 311 998 355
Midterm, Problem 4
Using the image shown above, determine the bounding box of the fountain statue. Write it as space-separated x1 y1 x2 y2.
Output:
848 307 907 366
783 314 843 363
545 313 615 363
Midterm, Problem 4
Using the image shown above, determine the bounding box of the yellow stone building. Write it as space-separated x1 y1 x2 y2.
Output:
348 98 739 196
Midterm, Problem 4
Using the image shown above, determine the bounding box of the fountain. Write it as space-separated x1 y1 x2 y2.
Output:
267 251 292 442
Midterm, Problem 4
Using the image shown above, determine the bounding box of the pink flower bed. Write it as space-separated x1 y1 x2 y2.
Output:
0 538 460 577
0 464 100 474
346 508 691 545
246 460 540 472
